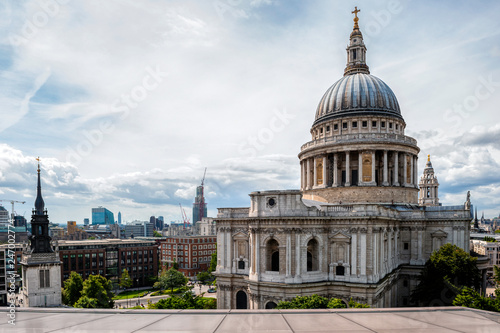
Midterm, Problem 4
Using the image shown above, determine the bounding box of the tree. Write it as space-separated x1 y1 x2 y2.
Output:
119 269 132 289
196 271 212 284
327 298 347 309
348 298 370 308
153 230 162 237
148 292 216 309
62 271 83 306
453 287 500 312
209 251 217 272
74 295 99 309
172 260 179 270
483 236 496 242
78 275 115 308
276 295 329 309
411 243 481 306
153 268 187 293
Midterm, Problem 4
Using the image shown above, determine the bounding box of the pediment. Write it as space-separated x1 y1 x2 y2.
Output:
431 229 448 238
233 231 249 240
329 231 351 241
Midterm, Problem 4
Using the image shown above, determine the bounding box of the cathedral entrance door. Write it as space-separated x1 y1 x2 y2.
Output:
236 290 248 309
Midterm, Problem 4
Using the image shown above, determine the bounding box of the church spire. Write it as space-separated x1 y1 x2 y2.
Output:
34 157 45 215
344 7 370 76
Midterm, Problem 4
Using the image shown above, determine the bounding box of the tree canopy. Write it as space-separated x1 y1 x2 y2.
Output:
196 271 212 284
411 243 481 306
209 251 217 272
62 271 83 306
75 275 115 308
275 294 369 309
119 269 132 289
148 292 216 309
154 268 188 293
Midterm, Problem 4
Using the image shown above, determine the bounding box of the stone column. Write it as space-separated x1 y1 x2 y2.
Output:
306 159 312 190
255 231 260 276
301 161 305 190
313 158 318 187
351 230 357 277
371 151 376 185
227 230 232 272
358 151 363 185
345 151 351 186
383 150 389 186
322 155 327 188
403 153 408 186
410 154 414 186
361 229 367 278
393 152 399 186
249 231 254 274
333 153 338 187
295 232 301 281
413 155 418 188
286 233 291 278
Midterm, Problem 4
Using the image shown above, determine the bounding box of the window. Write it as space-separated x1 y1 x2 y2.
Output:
352 121 357 128
372 121 377 127
389 122 393 129
307 239 319 271
193 251 197 256
238 260 245 270
342 122 347 129
381 121 386 128
336 265 345 276
326 125 330 132
266 239 280 272
334 124 338 130
320 128 323 134
39 269 50 288
362 121 368 127
404 242 409 250
396 124 399 130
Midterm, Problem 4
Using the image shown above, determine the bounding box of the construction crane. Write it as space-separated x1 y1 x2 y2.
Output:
198 167 207 224
0 199 26 224
179 203 190 229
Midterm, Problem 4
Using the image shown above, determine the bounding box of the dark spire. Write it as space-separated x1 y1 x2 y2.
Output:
474 207 479 230
34 157 45 215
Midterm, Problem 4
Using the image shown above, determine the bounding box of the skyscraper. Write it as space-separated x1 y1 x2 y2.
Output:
192 185 207 224
117 211 122 224
91 207 115 225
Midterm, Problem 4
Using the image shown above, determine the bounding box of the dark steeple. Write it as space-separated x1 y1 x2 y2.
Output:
474 207 479 230
34 157 45 215
29 158 53 253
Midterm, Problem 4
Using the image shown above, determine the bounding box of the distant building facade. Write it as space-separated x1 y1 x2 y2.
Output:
124 221 154 238
92 207 115 225
159 236 216 277
196 217 216 236
0 206 8 226
57 239 159 287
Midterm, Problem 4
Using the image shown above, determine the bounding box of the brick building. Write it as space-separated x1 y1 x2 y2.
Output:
57 239 159 287
160 236 216 278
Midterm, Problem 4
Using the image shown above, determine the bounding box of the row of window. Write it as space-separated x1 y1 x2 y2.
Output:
162 256 211 263
317 119 401 136
161 250 213 256
164 238 216 244
162 244 214 250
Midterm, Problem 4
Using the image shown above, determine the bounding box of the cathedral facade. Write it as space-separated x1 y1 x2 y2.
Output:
215 10 471 309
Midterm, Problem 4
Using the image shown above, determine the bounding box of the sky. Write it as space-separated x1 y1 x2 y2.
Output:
0 0 499 224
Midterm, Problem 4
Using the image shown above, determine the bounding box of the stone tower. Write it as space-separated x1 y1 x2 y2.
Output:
418 155 440 206
21 159 62 307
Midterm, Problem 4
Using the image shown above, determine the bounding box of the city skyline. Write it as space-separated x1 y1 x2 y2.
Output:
0 0 499 223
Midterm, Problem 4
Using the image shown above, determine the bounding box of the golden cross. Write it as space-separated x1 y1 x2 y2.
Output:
36 156 40 162
352 6 360 18
427 154 430 162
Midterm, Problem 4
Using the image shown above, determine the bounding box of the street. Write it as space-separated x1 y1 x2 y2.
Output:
115 284 216 308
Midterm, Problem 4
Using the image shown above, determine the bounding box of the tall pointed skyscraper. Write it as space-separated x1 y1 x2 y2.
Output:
21 158 62 307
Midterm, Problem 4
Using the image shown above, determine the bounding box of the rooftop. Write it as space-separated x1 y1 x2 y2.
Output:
3 307 500 332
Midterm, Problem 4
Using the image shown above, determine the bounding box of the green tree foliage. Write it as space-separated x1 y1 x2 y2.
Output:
209 251 217 272
494 265 500 285
119 269 132 289
172 260 179 270
453 287 500 312
74 296 99 308
77 275 115 308
196 271 212 284
276 295 369 309
153 268 187 293
62 271 83 306
348 298 371 308
327 298 347 309
148 292 216 309
276 295 329 309
495 230 500 234
483 236 497 242
153 230 162 237
411 243 481 306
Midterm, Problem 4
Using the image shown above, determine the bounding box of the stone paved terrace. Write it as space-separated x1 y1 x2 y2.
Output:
1 307 500 332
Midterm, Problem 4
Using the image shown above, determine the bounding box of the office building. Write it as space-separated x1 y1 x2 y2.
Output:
92 207 115 225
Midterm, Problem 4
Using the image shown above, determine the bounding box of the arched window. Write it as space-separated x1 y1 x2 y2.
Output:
307 239 319 271
266 239 279 272
265 301 277 309
336 265 345 276
236 290 247 309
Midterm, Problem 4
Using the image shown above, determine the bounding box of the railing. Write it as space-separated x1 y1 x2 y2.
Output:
300 133 418 151
326 205 353 212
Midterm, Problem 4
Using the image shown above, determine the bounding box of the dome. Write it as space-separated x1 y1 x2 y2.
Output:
314 73 402 125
